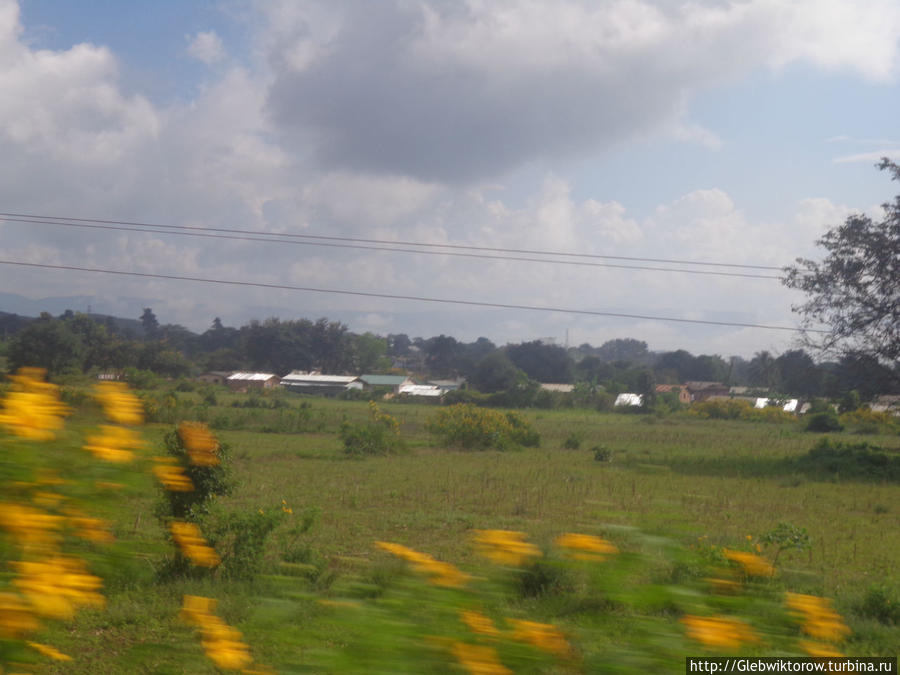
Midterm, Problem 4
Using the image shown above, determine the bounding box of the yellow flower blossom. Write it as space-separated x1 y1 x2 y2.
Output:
681 615 758 649
555 533 618 561
508 619 571 656
0 592 40 639
178 422 220 466
785 593 851 643
0 502 64 549
452 642 512 675
153 460 195 492
0 369 69 441
375 541 470 587
180 595 253 671
723 549 774 577
800 641 844 657
13 556 105 620
84 425 144 463
170 521 220 568
27 641 72 661
473 530 541 567
66 511 115 544
461 610 501 637
93 381 144 425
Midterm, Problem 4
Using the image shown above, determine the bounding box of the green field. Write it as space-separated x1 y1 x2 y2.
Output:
4 388 899 672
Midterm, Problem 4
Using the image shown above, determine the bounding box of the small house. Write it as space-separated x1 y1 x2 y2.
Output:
226 372 280 392
197 371 233 386
353 374 415 394
280 371 357 396
655 384 691 404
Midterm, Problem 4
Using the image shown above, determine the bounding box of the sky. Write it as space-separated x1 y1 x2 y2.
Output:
1 0 899 358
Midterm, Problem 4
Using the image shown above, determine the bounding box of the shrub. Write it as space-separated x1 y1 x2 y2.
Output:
840 407 898 434
857 585 900 625
690 399 796 423
592 446 612 462
805 411 844 432
201 507 284 580
340 401 403 456
425 404 540 450
797 438 900 481
562 432 582 450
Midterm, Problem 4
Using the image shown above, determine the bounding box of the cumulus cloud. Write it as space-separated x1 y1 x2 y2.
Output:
262 0 900 183
186 30 225 64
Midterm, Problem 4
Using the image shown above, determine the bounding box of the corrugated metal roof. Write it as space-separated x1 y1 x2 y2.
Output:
227 372 278 381
359 375 411 386
281 374 357 385
399 384 443 397
614 393 643 407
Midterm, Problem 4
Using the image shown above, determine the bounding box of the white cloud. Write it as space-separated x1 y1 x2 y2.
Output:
186 30 225 65
263 0 900 182
833 150 900 164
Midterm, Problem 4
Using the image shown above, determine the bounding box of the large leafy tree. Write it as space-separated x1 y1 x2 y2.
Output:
783 159 899 378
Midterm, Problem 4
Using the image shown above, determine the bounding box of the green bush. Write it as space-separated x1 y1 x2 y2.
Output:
201 507 284 580
562 432 582 450
857 584 900 625
690 398 796 423
156 426 233 522
425 403 540 450
805 411 844 432
340 402 403 456
797 438 900 481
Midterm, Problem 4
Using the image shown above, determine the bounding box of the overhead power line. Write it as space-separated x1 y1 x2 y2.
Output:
0 211 786 274
0 259 823 333
0 215 779 280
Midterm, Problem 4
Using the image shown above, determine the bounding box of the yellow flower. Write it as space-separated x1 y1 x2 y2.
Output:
681 615 758 649
93 381 144 425
461 610 501 637
181 594 218 625
0 369 69 440
785 593 850 643
84 425 145 463
153 460 195 492
66 512 115 544
800 641 844 657
26 641 72 661
0 502 63 549
555 533 618 561
452 642 512 675
375 541 470 587
0 592 40 639
723 549 774 577
473 530 541 567
508 619 571 656
178 422 220 466
13 556 105 620
169 521 220 567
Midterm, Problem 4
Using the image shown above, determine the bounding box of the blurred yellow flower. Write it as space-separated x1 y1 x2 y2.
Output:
27 640 72 661
84 425 144 463
178 422 220 466
555 533 618 561
461 610 501 637
786 593 850 643
0 592 40 639
375 541 469 587
473 530 541 566
705 577 741 594
0 502 64 549
170 521 220 568
452 642 512 675
723 549 774 577
65 511 115 544
13 556 105 620
800 641 844 657
93 381 144 425
153 460 195 492
0 369 69 441
508 619 570 656
180 594 253 671
681 615 758 649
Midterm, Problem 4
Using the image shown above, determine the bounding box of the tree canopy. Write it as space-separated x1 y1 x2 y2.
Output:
783 159 899 377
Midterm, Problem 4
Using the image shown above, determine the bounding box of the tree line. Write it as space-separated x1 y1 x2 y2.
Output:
1 309 896 402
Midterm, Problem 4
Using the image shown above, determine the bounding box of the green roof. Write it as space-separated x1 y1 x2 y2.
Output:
359 374 410 386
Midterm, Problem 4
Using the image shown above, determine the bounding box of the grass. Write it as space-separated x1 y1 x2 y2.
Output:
9 391 898 670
